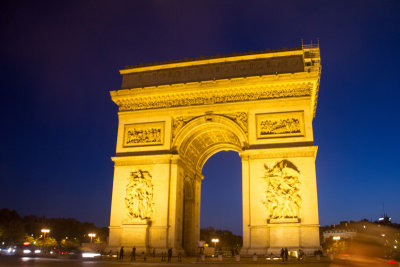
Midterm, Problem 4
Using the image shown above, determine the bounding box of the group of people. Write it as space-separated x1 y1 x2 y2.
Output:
118 246 175 263
279 247 304 261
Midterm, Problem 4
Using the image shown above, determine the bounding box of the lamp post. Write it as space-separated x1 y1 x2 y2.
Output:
41 229 50 240
211 238 219 248
332 236 341 256
88 233 96 243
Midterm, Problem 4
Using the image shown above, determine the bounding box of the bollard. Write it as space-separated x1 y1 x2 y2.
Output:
252 254 257 261
218 254 223 261
235 255 240 262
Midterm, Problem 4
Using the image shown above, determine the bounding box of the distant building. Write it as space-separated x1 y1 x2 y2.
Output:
322 229 356 243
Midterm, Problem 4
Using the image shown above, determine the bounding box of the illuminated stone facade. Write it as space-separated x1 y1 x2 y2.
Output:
109 45 321 255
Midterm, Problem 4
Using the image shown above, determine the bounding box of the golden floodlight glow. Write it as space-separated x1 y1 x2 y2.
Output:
333 236 341 240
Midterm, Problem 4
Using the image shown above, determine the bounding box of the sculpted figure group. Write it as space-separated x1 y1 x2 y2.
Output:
125 170 154 220
263 160 302 219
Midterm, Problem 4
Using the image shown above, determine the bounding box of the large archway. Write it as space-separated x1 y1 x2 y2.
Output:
108 45 322 255
172 115 247 254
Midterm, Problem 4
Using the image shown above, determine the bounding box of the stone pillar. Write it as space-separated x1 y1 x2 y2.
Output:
240 147 320 255
240 152 251 254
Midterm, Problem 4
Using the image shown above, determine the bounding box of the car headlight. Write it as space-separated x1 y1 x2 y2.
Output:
23 249 31 254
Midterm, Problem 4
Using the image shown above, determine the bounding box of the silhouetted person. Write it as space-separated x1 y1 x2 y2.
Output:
280 248 285 262
168 248 172 263
119 246 124 260
284 247 289 261
131 246 136 261
142 251 146 261
153 248 156 257
298 248 304 261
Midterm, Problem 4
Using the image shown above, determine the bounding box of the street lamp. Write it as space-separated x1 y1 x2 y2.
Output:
211 238 219 248
41 229 50 239
88 233 96 243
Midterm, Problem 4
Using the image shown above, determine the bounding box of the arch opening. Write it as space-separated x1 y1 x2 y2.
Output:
175 115 247 254
200 150 243 248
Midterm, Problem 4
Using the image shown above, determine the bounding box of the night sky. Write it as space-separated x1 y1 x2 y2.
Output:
1 1 400 236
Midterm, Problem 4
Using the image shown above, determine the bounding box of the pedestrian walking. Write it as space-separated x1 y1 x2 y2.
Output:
119 246 124 260
168 248 172 263
280 248 285 262
131 246 136 261
142 251 146 261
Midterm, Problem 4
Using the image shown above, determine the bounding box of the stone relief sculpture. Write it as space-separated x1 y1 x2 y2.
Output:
256 111 304 139
126 128 161 144
260 118 301 135
224 112 248 133
125 170 154 220
263 160 301 219
124 122 164 147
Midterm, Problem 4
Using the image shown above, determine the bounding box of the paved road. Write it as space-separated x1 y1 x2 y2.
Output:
0 256 333 267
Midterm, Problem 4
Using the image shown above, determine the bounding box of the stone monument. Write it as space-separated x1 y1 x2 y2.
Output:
108 44 321 255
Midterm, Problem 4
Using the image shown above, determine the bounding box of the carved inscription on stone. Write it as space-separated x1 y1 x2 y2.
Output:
256 111 304 139
263 160 301 220
125 170 154 220
123 122 164 147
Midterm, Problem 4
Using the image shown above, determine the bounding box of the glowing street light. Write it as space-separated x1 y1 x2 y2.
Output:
332 236 341 240
88 233 96 243
211 238 219 248
41 229 50 239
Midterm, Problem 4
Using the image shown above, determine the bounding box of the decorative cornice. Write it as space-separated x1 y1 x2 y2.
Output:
240 146 318 159
113 83 313 112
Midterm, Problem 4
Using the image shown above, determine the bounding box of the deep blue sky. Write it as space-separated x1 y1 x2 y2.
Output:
1 1 399 235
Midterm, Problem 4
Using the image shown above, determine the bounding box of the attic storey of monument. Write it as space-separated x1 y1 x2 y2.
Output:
108 45 321 255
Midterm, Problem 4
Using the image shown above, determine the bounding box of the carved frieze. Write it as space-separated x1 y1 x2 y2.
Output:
123 122 164 147
256 111 304 139
263 160 301 220
125 170 154 220
117 85 312 112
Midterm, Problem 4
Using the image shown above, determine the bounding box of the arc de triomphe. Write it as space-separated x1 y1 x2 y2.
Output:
108 45 321 255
